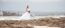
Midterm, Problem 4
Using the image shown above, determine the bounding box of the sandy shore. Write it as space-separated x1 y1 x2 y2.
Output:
0 17 64 28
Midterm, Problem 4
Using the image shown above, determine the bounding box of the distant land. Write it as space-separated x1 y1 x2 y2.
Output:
0 10 65 16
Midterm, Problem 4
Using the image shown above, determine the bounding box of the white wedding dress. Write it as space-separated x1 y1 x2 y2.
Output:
19 4 32 20
19 12 32 20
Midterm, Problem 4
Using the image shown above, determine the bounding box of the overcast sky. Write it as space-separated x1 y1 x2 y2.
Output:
0 0 65 13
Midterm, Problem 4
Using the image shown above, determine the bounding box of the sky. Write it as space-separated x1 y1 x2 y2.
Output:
0 0 65 15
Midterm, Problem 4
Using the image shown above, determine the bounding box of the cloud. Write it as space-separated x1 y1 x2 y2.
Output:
2 0 22 3
29 0 63 3
2 0 63 3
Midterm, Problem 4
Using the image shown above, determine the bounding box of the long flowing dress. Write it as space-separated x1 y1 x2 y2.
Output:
19 12 32 20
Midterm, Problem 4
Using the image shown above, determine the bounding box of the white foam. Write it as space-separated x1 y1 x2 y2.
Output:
34 26 61 28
